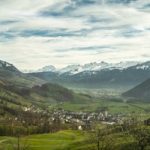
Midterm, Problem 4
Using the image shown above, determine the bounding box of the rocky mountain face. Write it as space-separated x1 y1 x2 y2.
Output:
0 60 20 73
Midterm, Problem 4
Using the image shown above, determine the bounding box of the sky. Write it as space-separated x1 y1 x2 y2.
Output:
0 0 150 70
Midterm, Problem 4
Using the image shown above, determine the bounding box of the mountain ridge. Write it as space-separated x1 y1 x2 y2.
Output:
27 61 142 74
29 61 150 90
122 78 150 100
0 59 45 87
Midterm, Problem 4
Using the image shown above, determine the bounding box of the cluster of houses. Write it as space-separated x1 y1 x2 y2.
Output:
47 108 125 130
23 105 125 130
5 104 150 132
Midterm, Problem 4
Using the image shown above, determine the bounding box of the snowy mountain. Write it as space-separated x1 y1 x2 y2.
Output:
58 61 140 75
34 61 140 75
82 61 140 71
29 61 150 90
112 61 140 70
58 64 82 74
37 65 56 72
57 62 109 74
22 65 56 73
135 62 150 70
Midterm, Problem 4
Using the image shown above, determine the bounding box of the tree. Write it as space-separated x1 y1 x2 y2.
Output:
9 126 30 150
9 136 30 150
90 126 115 150
131 126 150 150
121 116 150 150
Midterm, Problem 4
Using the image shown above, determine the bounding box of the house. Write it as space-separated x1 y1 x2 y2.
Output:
78 125 83 130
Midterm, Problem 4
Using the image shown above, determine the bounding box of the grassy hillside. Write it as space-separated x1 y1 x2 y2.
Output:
1 79 150 122
0 82 91 110
0 60 92 135
0 80 93 139
32 83 74 102
0 59 90 112
123 78 150 101
0 70 44 88
0 130 89 150
1 124 150 150
0 60 44 87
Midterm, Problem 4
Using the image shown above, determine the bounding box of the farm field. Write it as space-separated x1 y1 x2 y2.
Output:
60 99 150 117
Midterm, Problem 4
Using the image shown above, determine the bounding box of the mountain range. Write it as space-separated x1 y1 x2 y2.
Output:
0 58 150 120
31 61 140 74
29 61 150 90
1 59 150 97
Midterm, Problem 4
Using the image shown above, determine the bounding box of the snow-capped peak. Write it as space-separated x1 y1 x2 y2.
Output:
59 64 82 74
112 61 140 70
135 61 150 70
58 62 110 74
37 65 56 72
58 61 141 74
31 61 149 74
82 61 109 71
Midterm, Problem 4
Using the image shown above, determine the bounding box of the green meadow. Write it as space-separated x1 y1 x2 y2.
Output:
1 128 149 150
0 130 91 150
60 98 150 117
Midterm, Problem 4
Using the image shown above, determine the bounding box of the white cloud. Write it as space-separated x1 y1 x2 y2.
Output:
0 0 150 70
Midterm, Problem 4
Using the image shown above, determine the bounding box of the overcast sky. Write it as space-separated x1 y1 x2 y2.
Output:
0 0 150 70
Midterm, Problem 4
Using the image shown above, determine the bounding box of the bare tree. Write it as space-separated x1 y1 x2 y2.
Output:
9 135 30 150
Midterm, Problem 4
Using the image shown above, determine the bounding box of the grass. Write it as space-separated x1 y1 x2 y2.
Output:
0 130 89 150
0 128 147 150
60 98 150 118
1 126 150 150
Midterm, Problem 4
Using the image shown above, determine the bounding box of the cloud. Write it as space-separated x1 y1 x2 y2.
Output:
0 0 150 70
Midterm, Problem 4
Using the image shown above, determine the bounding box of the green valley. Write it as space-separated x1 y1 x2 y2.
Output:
1 60 150 150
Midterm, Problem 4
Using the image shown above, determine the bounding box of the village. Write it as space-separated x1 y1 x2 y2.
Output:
48 108 126 130
23 105 125 130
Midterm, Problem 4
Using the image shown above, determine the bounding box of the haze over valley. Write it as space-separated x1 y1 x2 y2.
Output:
0 0 150 150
